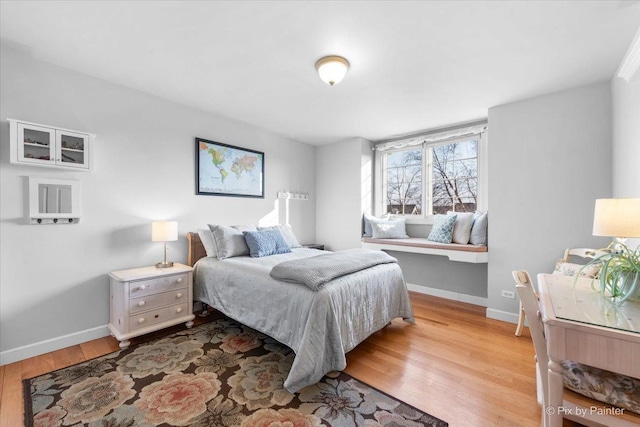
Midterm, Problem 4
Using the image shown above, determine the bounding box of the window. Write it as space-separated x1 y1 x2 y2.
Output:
380 135 482 217
384 148 423 215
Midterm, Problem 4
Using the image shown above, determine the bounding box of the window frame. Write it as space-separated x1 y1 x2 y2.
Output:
375 132 487 224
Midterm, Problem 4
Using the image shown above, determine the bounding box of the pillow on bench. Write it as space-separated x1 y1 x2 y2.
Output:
447 211 474 245
362 213 376 237
427 214 457 243
470 211 488 246
370 217 409 239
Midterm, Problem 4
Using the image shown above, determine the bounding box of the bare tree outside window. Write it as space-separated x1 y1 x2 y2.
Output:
385 149 422 215
383 139 478 216
431 140 478 214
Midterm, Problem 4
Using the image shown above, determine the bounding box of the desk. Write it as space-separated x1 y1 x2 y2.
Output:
537 274 640 427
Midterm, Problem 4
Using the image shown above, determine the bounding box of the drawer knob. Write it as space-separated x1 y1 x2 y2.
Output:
176 292 183 298
139 285 146 290
138 301 146 307
176 307 183 313
138 318 145 323
177 278 183 283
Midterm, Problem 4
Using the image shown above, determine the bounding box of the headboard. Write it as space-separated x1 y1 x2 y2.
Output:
187 232 207 267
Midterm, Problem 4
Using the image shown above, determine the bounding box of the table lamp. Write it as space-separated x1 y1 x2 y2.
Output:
152 221 178 268
592 198 640 247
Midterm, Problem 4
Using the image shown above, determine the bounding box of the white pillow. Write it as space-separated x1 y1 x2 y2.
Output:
447 211 474 245
258 224 302 248
197 228 217 257
232 224 257 233
208 224 254 259
363 213 391 237
369 217 409 239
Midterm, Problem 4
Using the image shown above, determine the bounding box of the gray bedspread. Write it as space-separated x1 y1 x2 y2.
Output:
270 248 398 290
193 248 414 392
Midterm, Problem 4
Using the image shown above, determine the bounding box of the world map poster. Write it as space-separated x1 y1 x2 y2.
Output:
196 138 264 198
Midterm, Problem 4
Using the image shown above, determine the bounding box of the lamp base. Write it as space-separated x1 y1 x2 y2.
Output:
155 261 174 268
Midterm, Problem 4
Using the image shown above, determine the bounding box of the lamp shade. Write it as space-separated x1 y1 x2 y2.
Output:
592 198 640 238
151 221 178 242
315 56 349 86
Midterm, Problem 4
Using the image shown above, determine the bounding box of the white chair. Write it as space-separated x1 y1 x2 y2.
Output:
561 247 608 263
514 248 607 337
513 270 640 427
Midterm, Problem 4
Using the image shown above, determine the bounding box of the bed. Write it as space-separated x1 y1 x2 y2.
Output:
187 232 415 392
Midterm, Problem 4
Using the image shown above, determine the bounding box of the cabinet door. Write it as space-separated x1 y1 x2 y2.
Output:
56 130 89 169
17 123 56 165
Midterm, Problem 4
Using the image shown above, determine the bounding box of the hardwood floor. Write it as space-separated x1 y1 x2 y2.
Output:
0 293 553 427
345 292 541 426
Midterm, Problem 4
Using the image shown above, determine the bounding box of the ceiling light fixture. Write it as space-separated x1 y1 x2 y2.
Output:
315 55 350 86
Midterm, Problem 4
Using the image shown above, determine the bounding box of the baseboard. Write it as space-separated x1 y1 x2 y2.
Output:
406 283 488 307
0 324 111 365
485 308 519 324
0 302 518 365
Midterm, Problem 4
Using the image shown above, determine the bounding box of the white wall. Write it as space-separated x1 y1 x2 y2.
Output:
0 46 316 363
316 137 372 251
486 82 613 322
611 71 640 248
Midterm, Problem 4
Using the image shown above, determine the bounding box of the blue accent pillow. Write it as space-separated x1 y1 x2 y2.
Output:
363 214 375 237
243 230 291 258
427 214 457 243
469 211 488 246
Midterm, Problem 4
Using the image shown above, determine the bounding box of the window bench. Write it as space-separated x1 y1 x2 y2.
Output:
361 237 488 264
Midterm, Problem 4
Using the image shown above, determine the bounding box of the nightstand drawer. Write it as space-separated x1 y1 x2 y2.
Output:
129 273 188 298
129 289 188 314
129 303 189 331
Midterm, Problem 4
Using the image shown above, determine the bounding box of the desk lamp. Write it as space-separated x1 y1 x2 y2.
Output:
592 198 640 248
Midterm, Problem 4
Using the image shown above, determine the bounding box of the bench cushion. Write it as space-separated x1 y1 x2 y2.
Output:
361 237 488 253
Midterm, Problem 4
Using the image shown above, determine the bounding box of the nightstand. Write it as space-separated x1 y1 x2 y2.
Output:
303 244 325 250
108 263 195 349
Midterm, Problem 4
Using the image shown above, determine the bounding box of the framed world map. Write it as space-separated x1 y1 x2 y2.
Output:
196 138 264 198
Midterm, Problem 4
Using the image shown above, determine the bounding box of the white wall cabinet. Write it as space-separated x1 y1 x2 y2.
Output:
8 119 95 170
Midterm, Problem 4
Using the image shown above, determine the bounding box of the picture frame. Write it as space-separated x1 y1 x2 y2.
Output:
196 138 265 198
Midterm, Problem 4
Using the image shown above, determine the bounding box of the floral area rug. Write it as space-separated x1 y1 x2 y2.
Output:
24 318 447 427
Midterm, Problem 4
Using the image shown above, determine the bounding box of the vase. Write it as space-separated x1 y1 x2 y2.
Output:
612 271 640 305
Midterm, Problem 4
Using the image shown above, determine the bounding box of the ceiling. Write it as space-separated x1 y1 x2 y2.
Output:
1 1 639 145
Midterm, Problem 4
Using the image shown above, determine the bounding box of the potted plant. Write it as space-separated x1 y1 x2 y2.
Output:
580 242 640 304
